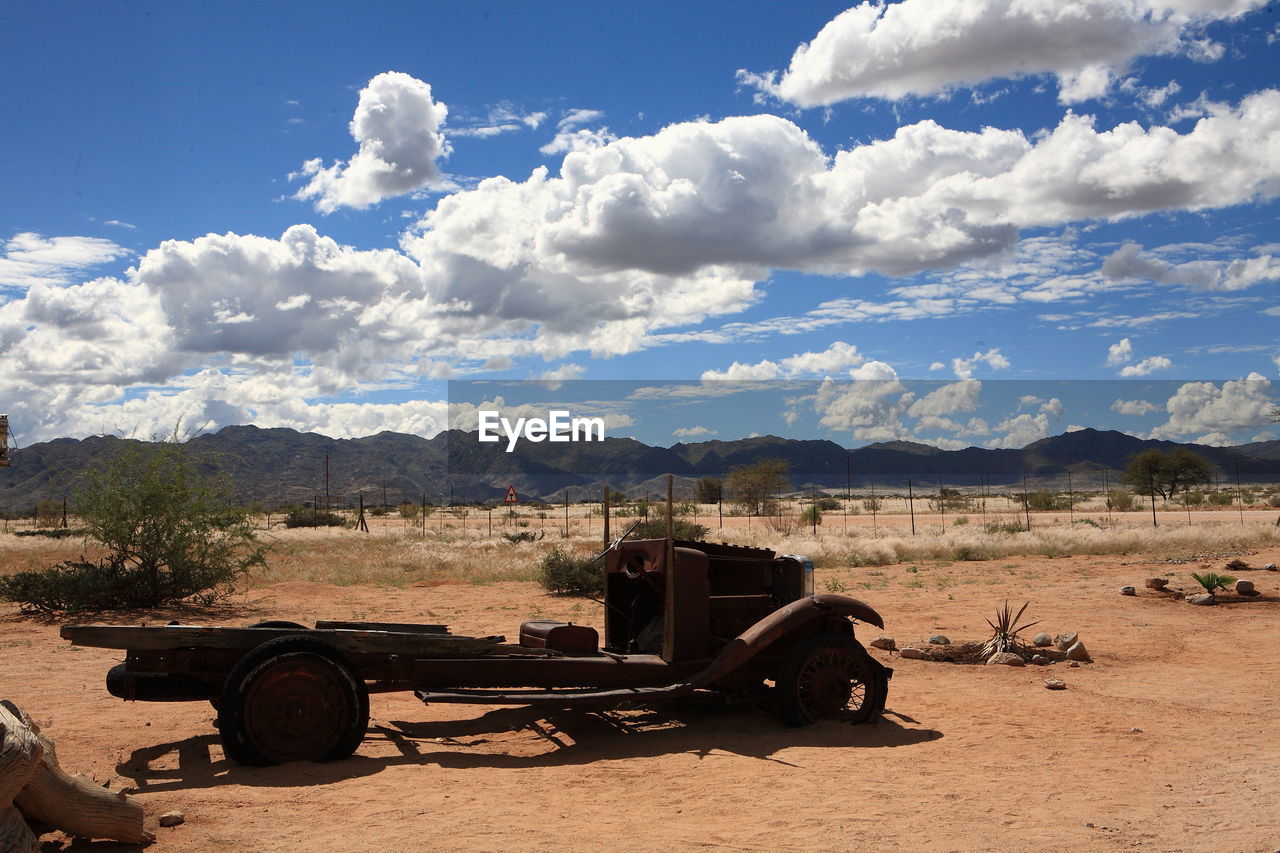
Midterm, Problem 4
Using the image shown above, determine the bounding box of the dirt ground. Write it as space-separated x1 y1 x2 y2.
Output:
3 547 1279 853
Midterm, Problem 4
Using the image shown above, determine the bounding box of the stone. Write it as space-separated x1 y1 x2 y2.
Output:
986 652 1025 666
899 647 927 660
1120 585 1136 596
1187 593 1216 606
1044 678 1066 690
869 636 896 651
159 811 185 828
1056 631 1079 652
1068 660 1080 668
1032 632 1052 647
1065 641 1091 662
1145 577 1169 589
1031 654 1049 665
928 634 950 645
1264 563 1277 571
1234 579 1255 595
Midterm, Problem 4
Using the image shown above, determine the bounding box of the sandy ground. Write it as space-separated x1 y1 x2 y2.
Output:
3 546 1279 852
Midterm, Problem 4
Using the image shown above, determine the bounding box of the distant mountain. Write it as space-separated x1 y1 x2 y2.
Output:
2 425 1278 512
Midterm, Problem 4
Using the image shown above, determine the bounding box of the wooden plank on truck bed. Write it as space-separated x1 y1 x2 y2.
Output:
313 620 450 634
60 625 557 657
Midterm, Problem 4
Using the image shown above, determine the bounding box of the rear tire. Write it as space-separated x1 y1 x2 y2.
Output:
777 632 886 727
216 636 368 766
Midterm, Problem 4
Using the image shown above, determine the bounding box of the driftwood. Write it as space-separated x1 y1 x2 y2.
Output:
0 700 153 850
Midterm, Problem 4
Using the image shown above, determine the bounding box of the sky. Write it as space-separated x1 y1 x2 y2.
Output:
2 0 1278 450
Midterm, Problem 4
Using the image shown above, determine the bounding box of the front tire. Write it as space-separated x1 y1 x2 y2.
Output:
216 636 368 766
778 632 886 726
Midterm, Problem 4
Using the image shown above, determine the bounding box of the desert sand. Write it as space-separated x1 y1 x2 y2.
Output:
3 537 1279 852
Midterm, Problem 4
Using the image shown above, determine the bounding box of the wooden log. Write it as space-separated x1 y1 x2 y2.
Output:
0 700 153 845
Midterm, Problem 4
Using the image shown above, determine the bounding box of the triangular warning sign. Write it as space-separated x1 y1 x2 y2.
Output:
503 485 519 504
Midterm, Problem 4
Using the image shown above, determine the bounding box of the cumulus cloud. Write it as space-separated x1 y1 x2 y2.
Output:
1112 398 1160 415
540 109 616 155
1148 375 1273 439
1121 355 1174 376
951 348 1010 379
811 368 914 441
673 425 717 438
907 380 982 418
700 341 864 380
0 233 129 288
741 0 1262 107
1107 337 1136 366
293 72 451 213
1103 242 1280 291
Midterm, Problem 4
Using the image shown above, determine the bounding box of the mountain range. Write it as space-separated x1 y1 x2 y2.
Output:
2 425 1279 512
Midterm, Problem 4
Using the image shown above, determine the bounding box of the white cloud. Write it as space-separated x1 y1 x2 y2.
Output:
951 348 1010 379
1103 242 1280 291
673 425 717 438
907 379 982 418
1107 337 1135 365
293 72 451 213
700 341 864 380
811 369 913 441
1120 355 1174 376
540 109 616 155
1148 375 1273 439
1111 398 1160 415
741 0 1262 107
0 233 129 288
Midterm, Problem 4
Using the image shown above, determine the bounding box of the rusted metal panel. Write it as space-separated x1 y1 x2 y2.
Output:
412 654 703 689
662 547 709 662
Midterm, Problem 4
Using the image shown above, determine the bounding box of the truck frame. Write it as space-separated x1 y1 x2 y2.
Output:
62 536 891 765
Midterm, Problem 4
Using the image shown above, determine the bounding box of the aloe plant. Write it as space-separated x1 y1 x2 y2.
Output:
1189 572 1236 601
981 600 1041 660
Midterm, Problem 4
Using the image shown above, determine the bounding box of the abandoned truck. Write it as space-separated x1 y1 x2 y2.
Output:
62 536 892 766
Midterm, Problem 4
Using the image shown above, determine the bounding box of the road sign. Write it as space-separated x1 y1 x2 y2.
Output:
503 485 518 504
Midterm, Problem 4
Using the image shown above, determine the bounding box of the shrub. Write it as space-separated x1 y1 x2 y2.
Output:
536 547 604 596
1190 571 1236 600
981 601 1039 660
811 496 840 511
1026 490 1061 511
502 530 542 544
625 518 710 540
1107 490 1135 511
1206 491 1235 506
800 505 823 526
284 509 346 528
862 497 883 513
985 521 1027 535
0 435 265 612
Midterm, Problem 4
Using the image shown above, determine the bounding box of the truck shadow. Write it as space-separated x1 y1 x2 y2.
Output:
115 700 940 793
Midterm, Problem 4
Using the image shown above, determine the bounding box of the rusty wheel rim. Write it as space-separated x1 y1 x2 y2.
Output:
797 647 867 721
241 655 353 763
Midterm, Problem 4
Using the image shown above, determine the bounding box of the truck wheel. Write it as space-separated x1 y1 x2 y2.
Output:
778 632 886 727
245 620 309 630
216 636 368 766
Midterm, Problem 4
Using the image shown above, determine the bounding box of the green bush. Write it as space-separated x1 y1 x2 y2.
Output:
625 518 710 540
284 509 346 528
1107 490 1135 511
0 436 264 612
1206 491 1235 506
536 547 604 596
800 505 823 526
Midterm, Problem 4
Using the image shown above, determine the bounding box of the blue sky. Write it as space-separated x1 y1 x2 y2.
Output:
1 1 1277 448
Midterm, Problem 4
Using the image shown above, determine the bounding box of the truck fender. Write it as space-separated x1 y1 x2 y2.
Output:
689 594 883 688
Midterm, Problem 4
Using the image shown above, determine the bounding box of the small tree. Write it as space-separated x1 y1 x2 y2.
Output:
726 458 790 515
1123 448 1212 500
0 435 265 611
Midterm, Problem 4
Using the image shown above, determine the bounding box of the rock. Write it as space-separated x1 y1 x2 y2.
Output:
1234 579 1255 595
1120 585 1136 596
1187 593 1216 606
1065 641 1091 662
928 634 950 645
1130 727 1142 733
159 811 185 828
1031 654 1049 665
899 647 926 660
1068 660 1080 668
1056 631 1079 652
1044 678 1066 690
986 652 1025 666
1032 632 1052 647
1264 563 1277 571
1145 577 1169 589
869 636 896 651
